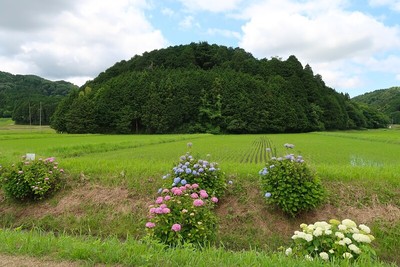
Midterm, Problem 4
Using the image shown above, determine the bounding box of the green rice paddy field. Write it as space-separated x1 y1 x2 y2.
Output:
0 119 399 266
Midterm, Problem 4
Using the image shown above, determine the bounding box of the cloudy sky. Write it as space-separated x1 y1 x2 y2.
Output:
1 0 400 97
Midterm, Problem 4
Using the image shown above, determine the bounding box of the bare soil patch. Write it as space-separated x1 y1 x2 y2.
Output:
0 254 80 267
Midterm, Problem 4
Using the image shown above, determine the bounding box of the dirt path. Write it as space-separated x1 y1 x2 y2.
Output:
0 254 81 267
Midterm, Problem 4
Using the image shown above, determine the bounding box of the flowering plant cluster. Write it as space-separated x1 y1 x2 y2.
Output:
0 156 65 201
162 152 226 198
145 183 218 246
285 219 376 262
259 144 324 217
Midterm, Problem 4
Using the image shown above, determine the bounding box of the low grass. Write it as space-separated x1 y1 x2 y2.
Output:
0 229 396 267
0 124 399 265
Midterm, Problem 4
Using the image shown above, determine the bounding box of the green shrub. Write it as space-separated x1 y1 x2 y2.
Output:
145 184 218 247
285 219 376 262
259 144 324 217
161 152 226 198
0 156 65 201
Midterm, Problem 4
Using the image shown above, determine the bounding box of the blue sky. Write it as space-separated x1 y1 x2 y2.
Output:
1 0 399 97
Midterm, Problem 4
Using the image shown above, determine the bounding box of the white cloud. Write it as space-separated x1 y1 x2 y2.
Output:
177 0 244 12
162 8 175 17
206 28 241 39
0 0 167 85
396 74 400 80
179 16 200 29
238 0 400 92
369 0 400 11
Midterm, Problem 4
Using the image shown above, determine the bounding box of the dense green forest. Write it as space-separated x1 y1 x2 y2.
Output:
0 71 77 125
51 42 389 134
353 86 400 124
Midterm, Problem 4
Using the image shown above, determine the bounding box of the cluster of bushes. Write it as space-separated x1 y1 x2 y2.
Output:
143 143 376 263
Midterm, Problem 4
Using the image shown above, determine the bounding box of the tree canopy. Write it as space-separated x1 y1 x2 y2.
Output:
0 71 77 125
51 42 389 134
353 86 400 124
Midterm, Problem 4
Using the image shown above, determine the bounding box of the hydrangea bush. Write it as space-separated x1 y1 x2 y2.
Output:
145 184 218 246
0 156 65 201
285 219 376 261
161 152 226 198
259 144 324 217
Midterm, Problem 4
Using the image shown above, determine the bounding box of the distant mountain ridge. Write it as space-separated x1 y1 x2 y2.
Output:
0 71 77 125
353 86 400 124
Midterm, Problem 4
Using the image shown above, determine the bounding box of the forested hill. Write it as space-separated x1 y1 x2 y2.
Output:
353 86 400 124
0 71 78 125
51 42 389 134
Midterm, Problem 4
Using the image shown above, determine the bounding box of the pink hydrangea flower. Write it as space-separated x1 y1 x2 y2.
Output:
162 208 171 214
192 184 199 189
211 197 218 203
193 199 204 207
199 190 208 199
145 222 155 228
185 184 192 189
162 189 170 193
149 208 156 214
160 204 167 209
191 193 199 199
173 189 183 196
164 195 171 201
171 223 181 232
155 197 163 204
155 207 163 214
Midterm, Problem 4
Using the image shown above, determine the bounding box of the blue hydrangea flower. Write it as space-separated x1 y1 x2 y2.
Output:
265 192 272 198
259 168 268 175
157 188 163 194
174 177 181 184
209 167 216 172
192 170 197 175
181 179 187 185
198 168 204 173
185 168 192 174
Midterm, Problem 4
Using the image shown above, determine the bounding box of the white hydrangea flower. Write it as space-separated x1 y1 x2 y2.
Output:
343 237 352 244
304 233 313 242
305 255 313 261
335 232 344 239
307 224 315 231
343 252 353 259
349 227 359 233
359 224 371 234
342 219 357 228
349 244 361 254
338 240 346 246
285 247 292 256
314 221 331 230
319 252 329 261
300 223 307 229
353 233 372 243
338 224 347 231
313 227 323 237
329 249 334 254
325 229 332 235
